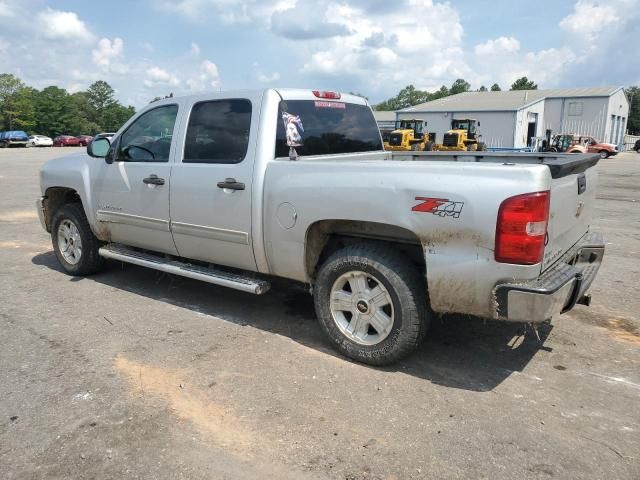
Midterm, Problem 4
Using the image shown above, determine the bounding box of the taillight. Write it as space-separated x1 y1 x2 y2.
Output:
495 191 550 265
312 90 341 99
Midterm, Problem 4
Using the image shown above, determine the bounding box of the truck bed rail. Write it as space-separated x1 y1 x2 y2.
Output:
387 151 600 178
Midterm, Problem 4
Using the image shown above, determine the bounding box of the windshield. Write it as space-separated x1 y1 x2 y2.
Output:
452 120 475 134
275 100 382 157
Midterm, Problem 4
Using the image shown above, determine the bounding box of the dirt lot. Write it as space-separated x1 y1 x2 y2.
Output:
1 147 639 479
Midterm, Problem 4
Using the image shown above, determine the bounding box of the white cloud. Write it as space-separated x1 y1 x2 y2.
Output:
37 8 94 42
257 71 280 83
474 36 520 56
92 37 126 72
185 59 221 91
300 0 467 93
144 66 181 88
190 42 200 56
157 0 294 24
0 2 14 16
560 1 618 37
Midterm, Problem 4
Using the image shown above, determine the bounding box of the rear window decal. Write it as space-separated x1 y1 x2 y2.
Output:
314 101 346 109
282 112 304 147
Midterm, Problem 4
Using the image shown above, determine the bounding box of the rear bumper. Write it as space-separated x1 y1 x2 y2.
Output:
493 231 604 323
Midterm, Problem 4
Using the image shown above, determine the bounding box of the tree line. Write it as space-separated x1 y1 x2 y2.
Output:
374 76 640 135
374 76 538 111
0 73 135 138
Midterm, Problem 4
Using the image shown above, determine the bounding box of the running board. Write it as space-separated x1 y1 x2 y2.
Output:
98 244 270 295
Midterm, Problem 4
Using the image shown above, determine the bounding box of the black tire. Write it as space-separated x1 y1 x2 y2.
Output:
51 203 105 276
599 150 609 159
313 242 430 365
477 142 487 151
424 141 435 151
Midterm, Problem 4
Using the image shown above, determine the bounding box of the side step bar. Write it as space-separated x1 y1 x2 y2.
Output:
98 243 270 295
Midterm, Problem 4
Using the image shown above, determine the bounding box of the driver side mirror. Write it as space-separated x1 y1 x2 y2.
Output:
87 137 111 159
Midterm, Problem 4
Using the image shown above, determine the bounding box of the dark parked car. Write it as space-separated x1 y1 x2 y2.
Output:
76 135 94 146
635 139 640 153
53 135 81 147
0 130 30 148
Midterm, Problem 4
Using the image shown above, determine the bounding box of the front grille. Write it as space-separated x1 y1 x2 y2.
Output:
443 133 458 147
388 133 403 146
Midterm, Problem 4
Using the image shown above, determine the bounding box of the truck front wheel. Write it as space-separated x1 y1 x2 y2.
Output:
51 203 105 276
314 243 430 365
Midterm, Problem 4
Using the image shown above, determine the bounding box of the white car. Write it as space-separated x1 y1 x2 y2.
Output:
29 135 54 147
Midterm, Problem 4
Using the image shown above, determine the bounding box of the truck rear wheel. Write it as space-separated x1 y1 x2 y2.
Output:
313 243 429 365
51 203 105 276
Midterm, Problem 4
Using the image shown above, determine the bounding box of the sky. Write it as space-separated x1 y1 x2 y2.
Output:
0 0 638 107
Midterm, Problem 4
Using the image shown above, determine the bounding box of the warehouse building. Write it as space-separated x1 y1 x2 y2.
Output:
372 110 397 130
396 87 629 148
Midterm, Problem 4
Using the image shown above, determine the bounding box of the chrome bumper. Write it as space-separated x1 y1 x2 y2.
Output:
494 232 605 323
36 197 48 232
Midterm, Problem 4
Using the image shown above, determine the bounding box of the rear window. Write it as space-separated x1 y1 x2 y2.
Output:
275 100 382 158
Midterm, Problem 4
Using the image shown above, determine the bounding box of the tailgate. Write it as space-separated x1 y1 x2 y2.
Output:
542 158 598 271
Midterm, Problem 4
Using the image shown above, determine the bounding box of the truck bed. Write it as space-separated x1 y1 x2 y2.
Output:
387 151 601 178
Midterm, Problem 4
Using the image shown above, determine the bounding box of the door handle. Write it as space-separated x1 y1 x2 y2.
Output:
143 174 165 186
217 178 245 190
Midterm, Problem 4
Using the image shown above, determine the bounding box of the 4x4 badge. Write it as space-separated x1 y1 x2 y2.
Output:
412 197 464 218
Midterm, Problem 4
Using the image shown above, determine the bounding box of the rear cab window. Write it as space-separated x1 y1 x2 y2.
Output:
183 99 252 164
275 100 382 158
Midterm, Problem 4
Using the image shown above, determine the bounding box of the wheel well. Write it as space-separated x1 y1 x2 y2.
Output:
43 187 82 231
305 220 426 280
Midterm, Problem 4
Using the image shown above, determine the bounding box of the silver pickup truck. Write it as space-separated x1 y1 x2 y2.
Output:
36 88 605 365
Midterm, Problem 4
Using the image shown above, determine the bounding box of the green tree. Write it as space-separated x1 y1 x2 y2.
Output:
102 103 135 132
0 74 31 130
0 73 24 103
510 77 537 90
4 87 36 131
490 83 501 91
375 84 431 111
625 86 640 135
430 85 449 100
449 78 471 95
34 86 72 137
478 85 488 92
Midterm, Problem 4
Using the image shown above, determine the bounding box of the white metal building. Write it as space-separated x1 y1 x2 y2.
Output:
372 110 397 130
397 87 630 148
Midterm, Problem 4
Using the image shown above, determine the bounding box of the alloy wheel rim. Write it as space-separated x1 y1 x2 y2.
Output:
329 271 394 346
57 219 82 265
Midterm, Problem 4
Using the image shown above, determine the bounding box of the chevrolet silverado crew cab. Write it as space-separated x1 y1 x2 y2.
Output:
36 89 605 365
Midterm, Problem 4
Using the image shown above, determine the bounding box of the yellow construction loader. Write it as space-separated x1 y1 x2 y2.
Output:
436 118 487 151
384 119 436 151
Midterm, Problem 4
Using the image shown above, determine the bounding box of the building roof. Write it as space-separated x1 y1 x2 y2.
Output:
372 110 397 121
400 86 622 113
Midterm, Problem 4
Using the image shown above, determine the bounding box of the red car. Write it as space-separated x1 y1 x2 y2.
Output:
76 135 94 146
53 135 81 147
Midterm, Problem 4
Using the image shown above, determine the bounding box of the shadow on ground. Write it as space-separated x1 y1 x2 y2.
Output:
33 251 552 392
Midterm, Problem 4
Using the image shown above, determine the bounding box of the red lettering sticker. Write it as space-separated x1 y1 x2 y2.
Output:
314 101 346 109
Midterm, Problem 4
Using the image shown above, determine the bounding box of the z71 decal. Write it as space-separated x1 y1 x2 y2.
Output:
412 197 464 218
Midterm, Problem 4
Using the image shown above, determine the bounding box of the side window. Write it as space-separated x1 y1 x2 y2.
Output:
116 104 178 162
183 99 252 164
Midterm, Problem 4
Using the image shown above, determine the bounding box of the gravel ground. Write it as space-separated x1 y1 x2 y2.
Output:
1 147 639 479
